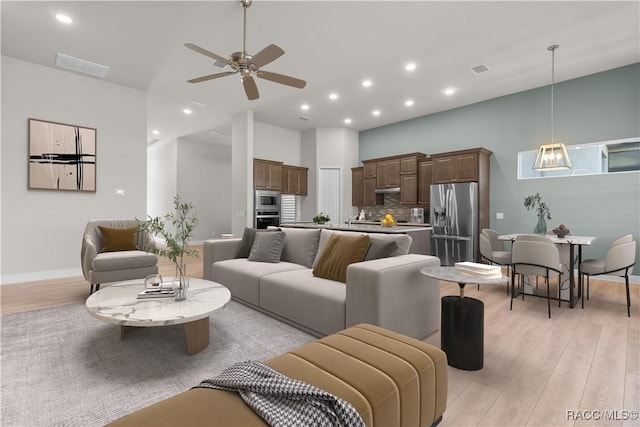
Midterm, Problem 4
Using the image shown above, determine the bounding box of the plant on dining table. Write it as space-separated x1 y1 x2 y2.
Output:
524 193 551 234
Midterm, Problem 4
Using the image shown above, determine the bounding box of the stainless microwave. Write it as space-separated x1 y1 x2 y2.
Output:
255 190 280 211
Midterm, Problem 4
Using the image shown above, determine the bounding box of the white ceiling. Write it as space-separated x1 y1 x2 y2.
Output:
2 1 639 146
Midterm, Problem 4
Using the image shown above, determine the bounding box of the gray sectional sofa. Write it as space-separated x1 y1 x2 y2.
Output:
203 227 442 339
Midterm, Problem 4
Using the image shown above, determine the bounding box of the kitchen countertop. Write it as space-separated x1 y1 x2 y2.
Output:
349 220 431 227
280 222 432 234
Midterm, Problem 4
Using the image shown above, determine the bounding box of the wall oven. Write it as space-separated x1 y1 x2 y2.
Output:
254 211 280 229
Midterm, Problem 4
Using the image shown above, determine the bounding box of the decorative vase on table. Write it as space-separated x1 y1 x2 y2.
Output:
534 215 547 235
172 264 189 301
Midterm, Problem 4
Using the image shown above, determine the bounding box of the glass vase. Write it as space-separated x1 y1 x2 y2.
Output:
534 215 547 235
172 264 189 301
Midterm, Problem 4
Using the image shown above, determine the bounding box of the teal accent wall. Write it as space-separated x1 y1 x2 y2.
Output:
360 64 640 274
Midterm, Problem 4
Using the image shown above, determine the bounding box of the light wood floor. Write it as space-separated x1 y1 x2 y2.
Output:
1 255 638 426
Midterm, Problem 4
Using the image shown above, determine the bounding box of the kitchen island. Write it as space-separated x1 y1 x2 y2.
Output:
280 222 432 255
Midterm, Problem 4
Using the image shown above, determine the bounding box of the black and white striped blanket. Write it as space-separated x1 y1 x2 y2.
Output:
194 360 365 427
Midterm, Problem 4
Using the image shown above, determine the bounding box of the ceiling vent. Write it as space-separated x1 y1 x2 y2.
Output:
298 115 311 121
147 138 160 146
211 60 228 68
470 64 491 74
55 53 110 78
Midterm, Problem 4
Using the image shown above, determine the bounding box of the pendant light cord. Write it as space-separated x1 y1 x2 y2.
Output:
549 45 559 144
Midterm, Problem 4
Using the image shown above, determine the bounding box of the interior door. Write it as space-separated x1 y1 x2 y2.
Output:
318 168 341 224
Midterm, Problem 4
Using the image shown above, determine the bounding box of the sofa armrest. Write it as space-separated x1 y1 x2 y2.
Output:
345 254 441 340
203 239 242 281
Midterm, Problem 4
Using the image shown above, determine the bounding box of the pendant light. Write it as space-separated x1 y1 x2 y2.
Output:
533 45 572 171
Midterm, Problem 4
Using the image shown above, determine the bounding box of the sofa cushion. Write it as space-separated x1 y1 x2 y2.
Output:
260 269 347 336
91 250 157 272
98 226 139 252
248 231 285 263
212 258 306 306
313 234 371 283
280 228 321 268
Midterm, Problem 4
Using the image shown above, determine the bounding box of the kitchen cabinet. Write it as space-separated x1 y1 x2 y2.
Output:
432 148 490 184
353 166 383 206
400 174 418 204
281 165 308 195
376 158 401 188
430 147 492 232
351 167 364 206
363 162 377 178
418 159 433 207
254 159 282 190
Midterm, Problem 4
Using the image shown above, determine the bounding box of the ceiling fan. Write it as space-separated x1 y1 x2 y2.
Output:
184 0 306 100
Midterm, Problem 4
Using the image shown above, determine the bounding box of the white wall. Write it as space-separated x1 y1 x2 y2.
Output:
147 139 177 220
176 138 232 241
1 57 147 283
254 121 302 165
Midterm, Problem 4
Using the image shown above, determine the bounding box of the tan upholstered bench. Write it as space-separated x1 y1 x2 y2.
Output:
107 323 448 427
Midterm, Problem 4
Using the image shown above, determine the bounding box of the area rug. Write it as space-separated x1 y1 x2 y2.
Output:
0 300 315 426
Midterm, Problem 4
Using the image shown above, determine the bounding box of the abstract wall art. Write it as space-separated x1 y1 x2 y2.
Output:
28 118 96 192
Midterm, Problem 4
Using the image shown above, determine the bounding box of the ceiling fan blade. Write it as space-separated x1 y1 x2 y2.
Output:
256 70 307 89
187 71 237 84
184 43 231 66
250 44 285 69
242 76 259 100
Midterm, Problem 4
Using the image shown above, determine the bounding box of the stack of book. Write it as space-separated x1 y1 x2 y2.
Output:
137 288 175 299
454 262 503 279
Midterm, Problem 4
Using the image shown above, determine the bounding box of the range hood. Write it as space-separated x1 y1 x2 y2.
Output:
374 187 401 194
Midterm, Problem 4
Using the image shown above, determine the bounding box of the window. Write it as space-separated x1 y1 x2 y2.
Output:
517 137 640 180
280 195 296 223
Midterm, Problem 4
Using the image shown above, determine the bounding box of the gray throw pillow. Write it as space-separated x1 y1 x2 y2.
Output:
364 239 399 261
248 231 285 263
235 227 280 258
280 228 321 268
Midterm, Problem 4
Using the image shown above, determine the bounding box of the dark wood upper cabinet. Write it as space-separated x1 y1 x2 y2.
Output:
281 165 308 195
351 167 364 207
254 158 282 190
431 148 490 184
418 159 433 207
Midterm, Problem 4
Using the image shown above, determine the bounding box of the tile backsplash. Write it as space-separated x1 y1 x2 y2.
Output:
357 194 429 223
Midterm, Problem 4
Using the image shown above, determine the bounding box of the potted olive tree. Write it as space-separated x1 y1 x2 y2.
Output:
137 195 199 300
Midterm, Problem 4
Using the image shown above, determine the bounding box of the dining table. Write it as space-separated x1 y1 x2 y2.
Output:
499 233 596 308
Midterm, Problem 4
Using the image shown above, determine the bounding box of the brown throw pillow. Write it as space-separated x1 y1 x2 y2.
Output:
98 226 139 252
312 234 371 283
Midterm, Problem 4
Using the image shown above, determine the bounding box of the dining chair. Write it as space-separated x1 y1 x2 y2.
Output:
510 235 563 318
479 230 511 293
580 234 636 316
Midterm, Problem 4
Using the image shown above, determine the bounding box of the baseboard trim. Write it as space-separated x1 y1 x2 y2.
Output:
1 268 83 285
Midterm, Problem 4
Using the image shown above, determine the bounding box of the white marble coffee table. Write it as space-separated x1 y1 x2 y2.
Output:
86 278 231 355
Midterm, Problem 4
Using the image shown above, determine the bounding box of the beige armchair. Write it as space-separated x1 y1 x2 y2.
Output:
81 219 159 294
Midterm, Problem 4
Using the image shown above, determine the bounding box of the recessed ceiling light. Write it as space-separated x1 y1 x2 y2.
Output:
152 130 160 135
55 13 73 24
301 104 310 111
372 110 381 116
405 100 414 107
183 108 192 115
344 118 352 124
329 93 338 100
405 63 416 71
443 87 457 96
362 80 372 88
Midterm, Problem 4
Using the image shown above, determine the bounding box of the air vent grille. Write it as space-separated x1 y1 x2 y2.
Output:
298 115 311 121
55 53 110 78
470 64 491 74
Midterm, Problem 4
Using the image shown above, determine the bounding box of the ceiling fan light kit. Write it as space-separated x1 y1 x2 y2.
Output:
185 0 306 100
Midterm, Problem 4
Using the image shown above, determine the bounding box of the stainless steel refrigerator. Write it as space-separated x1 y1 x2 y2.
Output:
430 182 478 266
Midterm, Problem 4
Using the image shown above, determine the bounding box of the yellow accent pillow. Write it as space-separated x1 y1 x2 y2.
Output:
98 226 139 252
312 234 371 283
